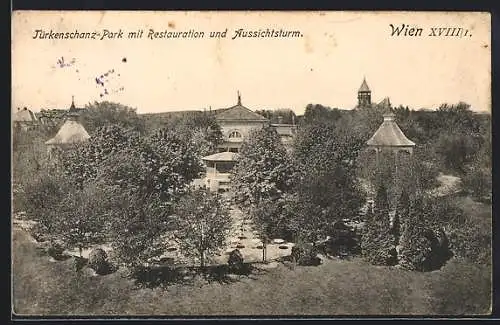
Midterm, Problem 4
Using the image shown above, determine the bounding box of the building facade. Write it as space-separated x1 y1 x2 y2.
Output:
13 107 38 131
213 93 270 153
203 93 297 192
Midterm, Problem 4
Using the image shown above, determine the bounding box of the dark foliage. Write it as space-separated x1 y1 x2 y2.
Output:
88 248 111 275
291 242 321 266
361 184 397 266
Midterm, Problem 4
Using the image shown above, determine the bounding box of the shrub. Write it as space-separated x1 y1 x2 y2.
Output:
173 188 233 271
447 221 491 265
291 242 321 266
227 249 245 273
29 223 48 243
398 197 452 271
462 167 492 203
22 172 70 234
73 256 88 272
398 196 431 271
47 241 65 260
321 222 360 257
88 248 110 275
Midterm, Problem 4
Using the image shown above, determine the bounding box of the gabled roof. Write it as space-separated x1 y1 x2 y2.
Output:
367 113 415 147
202 151 240 162
378 97 391 109
13 108 37 122
215 104 269 122
45 120 90 145
358 78 370 92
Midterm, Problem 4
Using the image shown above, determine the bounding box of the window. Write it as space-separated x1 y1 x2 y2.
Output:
228 131 242 139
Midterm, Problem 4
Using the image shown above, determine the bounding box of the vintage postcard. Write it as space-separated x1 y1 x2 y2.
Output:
11 11 492 317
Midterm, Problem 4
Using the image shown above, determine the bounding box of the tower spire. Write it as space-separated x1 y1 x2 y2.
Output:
69 95 76 110
357 77 371 108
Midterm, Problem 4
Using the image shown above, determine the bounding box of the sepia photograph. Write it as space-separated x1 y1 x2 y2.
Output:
11 10 492 317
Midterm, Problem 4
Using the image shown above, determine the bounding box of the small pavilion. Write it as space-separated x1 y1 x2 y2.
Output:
45 103 90 158
202 151 239 192
366 111 416 221
367 112 415 164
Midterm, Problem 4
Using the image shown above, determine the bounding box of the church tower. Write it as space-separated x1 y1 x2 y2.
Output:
357 77 372 108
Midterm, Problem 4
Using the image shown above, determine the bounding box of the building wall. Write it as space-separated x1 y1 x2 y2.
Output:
217 120 269 151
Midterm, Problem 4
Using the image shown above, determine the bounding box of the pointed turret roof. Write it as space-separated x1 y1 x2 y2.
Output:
45 120 90 145
359 78 370 92
367 113 415 147
378 97 391 109
69 95 76 110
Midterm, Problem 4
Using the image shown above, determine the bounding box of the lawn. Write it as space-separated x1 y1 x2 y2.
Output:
12 226 491 316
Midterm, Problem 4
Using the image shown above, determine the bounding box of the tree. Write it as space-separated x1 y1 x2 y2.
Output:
255 108 298 124
283 193 330 244
22 171 72 238
22 171 109 262
186 112 224 154
394 188 410 255
435 133 480 174
105 189 176 270
251 198 290 262
52 183 109 258
173 188 232 271
156 112 224 157
56 124 203 270
232 126 295 208
79 101 145 135
462 116 491 201
361 184 396 265
303 104 342 125
93 128 203 269
146 128 204 198
60 124 141 189
292 115 365 241
12 126 56 204
232 126 295 260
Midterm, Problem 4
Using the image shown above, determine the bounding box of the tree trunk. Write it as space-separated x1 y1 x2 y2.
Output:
200 250 205 273
79 246 83 258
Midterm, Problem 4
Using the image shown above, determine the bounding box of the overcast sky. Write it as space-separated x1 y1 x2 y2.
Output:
12 11 491 115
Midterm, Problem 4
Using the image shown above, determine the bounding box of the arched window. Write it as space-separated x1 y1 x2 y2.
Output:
228 131 242 139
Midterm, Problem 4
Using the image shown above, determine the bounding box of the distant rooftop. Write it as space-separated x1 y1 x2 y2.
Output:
45 120 90 145
13 107 37 122
202 151 240 162
215 92 269 122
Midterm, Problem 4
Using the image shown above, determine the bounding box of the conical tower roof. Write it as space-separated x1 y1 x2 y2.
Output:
45 120 90 145
359 78 370 92
367 113 415 147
